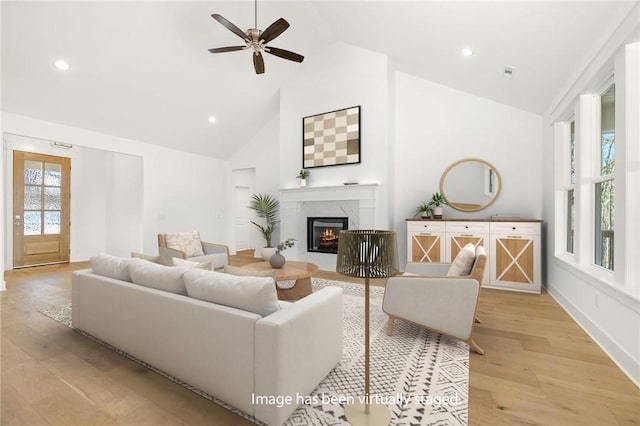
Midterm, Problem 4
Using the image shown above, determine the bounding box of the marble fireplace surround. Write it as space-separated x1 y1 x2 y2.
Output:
280 184 378 270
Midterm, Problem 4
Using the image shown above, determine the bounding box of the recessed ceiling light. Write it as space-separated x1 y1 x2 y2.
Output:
54 59 70 71
460 48 473 57
208 116 217 124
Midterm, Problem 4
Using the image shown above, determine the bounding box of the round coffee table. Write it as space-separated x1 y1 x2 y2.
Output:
241 261 319 301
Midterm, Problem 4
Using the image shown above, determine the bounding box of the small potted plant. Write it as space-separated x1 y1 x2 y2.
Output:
296 169 310 187
415 202 433 219
428 192 448 219
270 238 296 268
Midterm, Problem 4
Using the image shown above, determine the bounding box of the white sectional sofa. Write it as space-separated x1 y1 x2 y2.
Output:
72 255 343 426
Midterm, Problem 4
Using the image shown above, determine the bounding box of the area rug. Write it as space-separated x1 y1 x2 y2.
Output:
39 278 468 425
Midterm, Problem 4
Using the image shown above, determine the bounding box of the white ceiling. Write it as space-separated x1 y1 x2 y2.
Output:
2 1 638 159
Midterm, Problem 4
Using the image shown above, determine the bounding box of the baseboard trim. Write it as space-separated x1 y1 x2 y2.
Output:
0 280 6 291
547 285 640 388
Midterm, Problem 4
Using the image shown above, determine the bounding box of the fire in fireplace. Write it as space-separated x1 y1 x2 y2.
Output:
307 217 349 254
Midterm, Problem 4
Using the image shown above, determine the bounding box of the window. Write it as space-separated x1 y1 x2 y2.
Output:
594 84 615 271
566 121 576 254
552 43 640 297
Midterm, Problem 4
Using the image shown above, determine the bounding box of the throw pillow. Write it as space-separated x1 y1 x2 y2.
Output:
447 243 476 276
184 269 280 317
91 253 132 282
129 258 189 295
172 257 212 270
164 231 205 258
224 264 276 279
131 252 162 264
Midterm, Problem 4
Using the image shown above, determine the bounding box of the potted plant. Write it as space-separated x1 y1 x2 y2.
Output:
415 202 433 219
296 169 310 187
270 238 296 268
428 192 448 219
248 193 280 260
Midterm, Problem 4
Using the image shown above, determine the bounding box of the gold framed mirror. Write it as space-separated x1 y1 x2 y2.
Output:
439 158 501 212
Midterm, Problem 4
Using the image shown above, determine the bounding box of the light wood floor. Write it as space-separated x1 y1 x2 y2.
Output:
2 256 638 426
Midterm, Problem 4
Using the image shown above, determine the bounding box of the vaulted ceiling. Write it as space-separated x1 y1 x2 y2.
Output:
2 1 637 159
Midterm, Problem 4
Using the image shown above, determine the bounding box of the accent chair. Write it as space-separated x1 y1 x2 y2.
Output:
157 231 229 270
382 245 487 354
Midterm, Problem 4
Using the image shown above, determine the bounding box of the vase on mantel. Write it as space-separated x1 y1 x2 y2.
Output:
299 178 307 188
269 251 286 268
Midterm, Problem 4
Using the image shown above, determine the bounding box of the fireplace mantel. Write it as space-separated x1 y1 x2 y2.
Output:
280 183 378 204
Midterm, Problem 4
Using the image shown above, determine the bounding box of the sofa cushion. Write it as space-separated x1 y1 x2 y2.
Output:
164 231 205 258
129 258 189 295
91 253 132 282
224 264 276 279
172 257 212 270
184 269 280 317
186 253 228 269
447 243 476 276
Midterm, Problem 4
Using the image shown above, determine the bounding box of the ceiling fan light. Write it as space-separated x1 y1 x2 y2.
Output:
460 48 473 57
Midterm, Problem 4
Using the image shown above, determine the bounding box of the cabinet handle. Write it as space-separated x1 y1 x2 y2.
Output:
512 227 517 230
419 233 433 236
460 234 474 237
507 235 522 239
465 225 469 229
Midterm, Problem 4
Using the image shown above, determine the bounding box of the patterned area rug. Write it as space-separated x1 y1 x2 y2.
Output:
40 278 468 425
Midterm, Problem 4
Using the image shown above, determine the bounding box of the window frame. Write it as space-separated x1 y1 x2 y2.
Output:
552 41 639 299
554 78 617 285
589 80 616 278
554 119 576 262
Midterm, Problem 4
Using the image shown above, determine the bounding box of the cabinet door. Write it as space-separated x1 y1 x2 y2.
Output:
447 234 490 285
490 234 541 293
409 233 445 262
407 221 446 263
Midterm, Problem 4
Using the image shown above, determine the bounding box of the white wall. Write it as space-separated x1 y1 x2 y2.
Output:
105 152 144 256
228 114 280 252
0 5 4 289
2 113 229 260
228 114 280 195
393 72 544 264
279 42 391 230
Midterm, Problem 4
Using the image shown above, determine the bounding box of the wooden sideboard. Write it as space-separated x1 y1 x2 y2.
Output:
406 218 542 294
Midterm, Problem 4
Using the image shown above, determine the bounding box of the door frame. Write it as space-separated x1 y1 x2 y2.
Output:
12 151 71 268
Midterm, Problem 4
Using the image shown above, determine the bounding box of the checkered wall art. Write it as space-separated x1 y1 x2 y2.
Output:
303 106 361 168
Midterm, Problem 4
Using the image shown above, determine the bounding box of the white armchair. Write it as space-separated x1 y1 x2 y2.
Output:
157 231 229 270
382 245 487 354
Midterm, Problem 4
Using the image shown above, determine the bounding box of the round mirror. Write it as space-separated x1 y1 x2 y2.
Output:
440 158 501 212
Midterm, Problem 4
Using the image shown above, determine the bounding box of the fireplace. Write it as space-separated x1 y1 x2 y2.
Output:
307 217 348 254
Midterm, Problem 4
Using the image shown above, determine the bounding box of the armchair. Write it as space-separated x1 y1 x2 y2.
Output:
157 231 229 270
382 245 487 354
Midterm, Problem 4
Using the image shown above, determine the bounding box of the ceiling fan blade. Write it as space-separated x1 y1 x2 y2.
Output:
211 14 248 40
265 47 304 63
253 51 265 74
260 18 290 43
208 46 246 54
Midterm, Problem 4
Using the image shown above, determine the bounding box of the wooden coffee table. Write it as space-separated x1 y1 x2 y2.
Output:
241 261 319 301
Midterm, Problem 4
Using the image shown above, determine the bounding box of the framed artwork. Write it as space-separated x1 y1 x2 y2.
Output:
303 106 360 168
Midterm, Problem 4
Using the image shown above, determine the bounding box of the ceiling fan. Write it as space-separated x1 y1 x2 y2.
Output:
208 0 304 74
